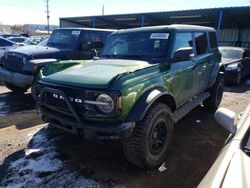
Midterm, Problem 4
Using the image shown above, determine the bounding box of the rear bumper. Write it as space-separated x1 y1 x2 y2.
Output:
224 70 240 84
0 67 34 87
39 87 135 140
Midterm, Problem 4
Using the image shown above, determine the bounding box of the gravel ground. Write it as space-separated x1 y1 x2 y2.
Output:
0 78 249 187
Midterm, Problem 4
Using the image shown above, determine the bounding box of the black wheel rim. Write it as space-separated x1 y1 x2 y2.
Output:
149 121 167 155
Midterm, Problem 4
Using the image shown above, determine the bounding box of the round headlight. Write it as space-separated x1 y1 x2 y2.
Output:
96 94 114 113
22 57 27 64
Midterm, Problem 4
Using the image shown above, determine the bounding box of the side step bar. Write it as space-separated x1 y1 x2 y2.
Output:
173 92 210 123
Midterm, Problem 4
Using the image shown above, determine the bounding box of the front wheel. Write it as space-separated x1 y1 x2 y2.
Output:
203 74 224 110
123 102 174 168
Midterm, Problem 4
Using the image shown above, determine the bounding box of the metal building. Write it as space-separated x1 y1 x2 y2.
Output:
60 6 250 49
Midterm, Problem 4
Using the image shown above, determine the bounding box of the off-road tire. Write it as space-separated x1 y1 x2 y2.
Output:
123 102 174 169
5 82 28 93
203 74 224 110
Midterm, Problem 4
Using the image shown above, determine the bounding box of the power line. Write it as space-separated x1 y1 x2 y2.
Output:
45 0 50 34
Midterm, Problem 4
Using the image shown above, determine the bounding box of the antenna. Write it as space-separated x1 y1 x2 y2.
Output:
102 4 104 15
45 0 50 34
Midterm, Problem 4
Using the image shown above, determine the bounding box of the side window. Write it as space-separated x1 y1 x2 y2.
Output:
79 32 92 46
102 32 111 42
194 32 208 55
173 32 193 55
209 32 218 49
92 32 104 49
79 32 104 49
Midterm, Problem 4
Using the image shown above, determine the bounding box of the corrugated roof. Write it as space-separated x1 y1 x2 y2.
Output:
60 6 250 29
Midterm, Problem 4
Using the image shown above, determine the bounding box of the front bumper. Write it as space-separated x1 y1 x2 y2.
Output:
0 67 34 87
39 87 135 140
224 69 241 84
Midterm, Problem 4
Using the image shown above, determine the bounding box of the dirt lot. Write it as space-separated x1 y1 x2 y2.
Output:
0 79 250 187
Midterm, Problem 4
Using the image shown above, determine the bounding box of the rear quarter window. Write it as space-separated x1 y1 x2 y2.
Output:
194 32 208 55
209 32 218 49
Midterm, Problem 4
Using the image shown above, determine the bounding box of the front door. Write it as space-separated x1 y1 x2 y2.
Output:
167 32 196 107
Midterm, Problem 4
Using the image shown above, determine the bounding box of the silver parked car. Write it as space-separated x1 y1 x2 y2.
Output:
198 105 250 188
0 37 16 57
0 37 17 66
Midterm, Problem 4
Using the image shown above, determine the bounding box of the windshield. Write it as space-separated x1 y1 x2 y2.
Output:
101 31 170 61
37 38 49 46
47 30 80 48
220 48 243 59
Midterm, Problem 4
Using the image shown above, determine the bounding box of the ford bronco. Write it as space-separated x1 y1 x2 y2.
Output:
38 25 224 168
0 28 115 99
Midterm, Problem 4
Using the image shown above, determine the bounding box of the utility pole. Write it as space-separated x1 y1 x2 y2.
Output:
102 4 104 15
45 0 50 34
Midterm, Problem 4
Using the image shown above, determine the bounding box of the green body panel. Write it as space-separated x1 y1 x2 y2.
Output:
40 57 217 122
40 25 221 123
41 59 153 89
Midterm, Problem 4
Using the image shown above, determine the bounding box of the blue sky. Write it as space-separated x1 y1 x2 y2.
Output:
0 0 250 25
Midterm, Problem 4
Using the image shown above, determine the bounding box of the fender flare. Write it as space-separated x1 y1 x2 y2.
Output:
127 87 176 122
208 63 224 88
23 59 58 73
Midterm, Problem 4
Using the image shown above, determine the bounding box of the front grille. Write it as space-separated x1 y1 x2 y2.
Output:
44 92 71 112
4 54 26 73
41 84 86 116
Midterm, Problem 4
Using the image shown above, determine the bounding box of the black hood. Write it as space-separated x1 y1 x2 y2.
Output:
8 45 72 59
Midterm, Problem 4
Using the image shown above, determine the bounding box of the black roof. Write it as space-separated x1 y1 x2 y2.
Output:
60 6 250 29
114 24 215 34
55 27 116 32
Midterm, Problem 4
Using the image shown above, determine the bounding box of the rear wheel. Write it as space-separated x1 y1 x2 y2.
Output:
203 74 224 110
4 82 28 93
123 102 174 168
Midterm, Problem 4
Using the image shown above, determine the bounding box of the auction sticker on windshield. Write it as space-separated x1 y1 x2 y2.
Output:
150 33 169 40
72 30 81 35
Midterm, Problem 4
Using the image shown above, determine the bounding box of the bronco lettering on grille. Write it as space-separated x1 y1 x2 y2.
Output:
52 93 83 104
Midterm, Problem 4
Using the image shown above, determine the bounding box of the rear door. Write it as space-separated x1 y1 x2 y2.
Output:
192 32 213 95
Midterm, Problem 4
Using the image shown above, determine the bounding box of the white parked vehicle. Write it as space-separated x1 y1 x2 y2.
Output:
198 105 250 188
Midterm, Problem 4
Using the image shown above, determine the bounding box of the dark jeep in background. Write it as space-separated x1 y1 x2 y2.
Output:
219 46 250 85
38 25 224 168
0 28 115 98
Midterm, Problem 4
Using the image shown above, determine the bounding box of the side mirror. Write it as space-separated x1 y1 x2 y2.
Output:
173 47 193 61
91 48 98 57
214 107 237 135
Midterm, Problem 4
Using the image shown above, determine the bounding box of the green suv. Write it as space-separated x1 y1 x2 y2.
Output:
38 25 224 168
